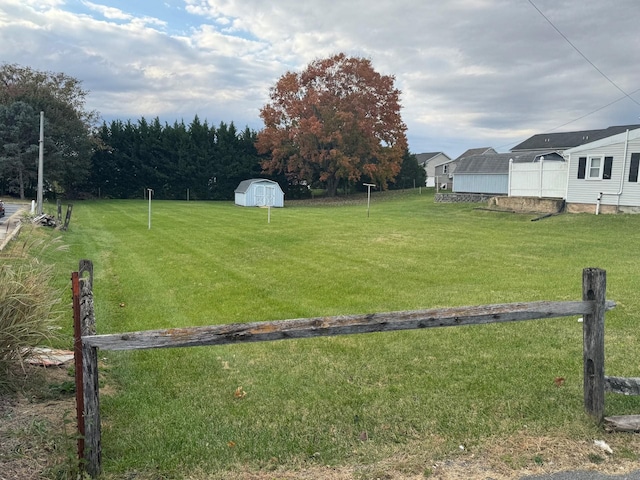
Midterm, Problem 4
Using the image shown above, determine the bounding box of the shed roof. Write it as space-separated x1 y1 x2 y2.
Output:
234 178 282 194
454 153 512 174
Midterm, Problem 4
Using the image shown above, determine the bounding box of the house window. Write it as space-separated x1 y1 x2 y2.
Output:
442 164 449 174
629 153 640 182
577 156 613 180
588 156 602 179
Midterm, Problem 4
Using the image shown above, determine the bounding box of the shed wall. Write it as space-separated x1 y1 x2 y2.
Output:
453 174 508 194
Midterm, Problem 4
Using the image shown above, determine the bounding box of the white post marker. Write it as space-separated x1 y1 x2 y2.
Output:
147 188 153 229
37 111 44 215
363 183 376 218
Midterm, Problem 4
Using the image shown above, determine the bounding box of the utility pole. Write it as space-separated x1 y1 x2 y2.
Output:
37 111 44 215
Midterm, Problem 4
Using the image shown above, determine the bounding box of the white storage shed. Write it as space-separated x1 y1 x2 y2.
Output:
234 179 285 207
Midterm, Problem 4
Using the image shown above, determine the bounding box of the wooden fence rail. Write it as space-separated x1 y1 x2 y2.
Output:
74 264 628 478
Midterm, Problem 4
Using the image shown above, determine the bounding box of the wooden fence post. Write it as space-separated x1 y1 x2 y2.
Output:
72 260 101 477
583 267 607 423
79 260 101 477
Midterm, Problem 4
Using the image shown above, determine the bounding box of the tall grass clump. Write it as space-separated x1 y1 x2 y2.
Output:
0 225 68 392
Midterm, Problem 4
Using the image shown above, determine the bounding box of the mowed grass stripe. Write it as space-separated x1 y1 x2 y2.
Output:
44 191 640 476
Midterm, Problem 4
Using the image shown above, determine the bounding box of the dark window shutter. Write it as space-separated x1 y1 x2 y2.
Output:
603 156 613 180
629 153 640 183
577 157 586 179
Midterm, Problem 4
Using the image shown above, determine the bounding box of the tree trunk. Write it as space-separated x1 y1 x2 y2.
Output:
326 176 338 197
18 167 25 200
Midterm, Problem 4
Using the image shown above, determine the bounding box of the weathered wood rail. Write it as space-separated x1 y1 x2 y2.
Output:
72 264 636 478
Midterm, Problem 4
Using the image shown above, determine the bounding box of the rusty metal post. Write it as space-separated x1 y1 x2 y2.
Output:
72 271 85 467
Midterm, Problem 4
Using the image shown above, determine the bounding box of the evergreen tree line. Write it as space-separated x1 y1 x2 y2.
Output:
90 116 266 200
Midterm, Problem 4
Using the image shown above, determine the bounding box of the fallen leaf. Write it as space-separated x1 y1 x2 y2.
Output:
358 431 368 441
227 441 236 448
234 386 246 399
554 377 565 387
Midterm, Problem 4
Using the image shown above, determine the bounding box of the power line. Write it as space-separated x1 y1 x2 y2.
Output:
527 0 640 108
497 88 640 151
546 88 640 132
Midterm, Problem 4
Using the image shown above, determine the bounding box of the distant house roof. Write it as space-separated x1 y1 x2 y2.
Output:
564 127 640 155
511 124 640 152
455 151 565 174
415 152 450 166
454 147 496 161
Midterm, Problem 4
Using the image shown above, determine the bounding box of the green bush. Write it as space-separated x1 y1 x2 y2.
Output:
0 226 66 391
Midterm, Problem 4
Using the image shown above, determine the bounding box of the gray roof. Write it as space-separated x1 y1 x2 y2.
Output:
234 178 281 193
510 151 564 163
511 124 640 152
415 152 449 166
454 153 513 174
455 151 565 174
454 147 496 161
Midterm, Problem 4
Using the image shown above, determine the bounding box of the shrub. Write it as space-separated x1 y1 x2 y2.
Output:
0 226 67 392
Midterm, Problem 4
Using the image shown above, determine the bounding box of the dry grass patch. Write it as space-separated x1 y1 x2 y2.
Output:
0 365 77 480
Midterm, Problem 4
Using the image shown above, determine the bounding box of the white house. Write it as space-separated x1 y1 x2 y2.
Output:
415 152 451 187
564 127 640 213
234 179 285 207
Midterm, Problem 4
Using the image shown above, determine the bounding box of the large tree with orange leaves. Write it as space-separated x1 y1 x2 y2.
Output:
256 54 408 197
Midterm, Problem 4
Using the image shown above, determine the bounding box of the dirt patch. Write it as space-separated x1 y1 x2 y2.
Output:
0 365 78 480
189 435 640 480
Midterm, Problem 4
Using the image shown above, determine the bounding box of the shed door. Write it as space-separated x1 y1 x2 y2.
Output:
254 185 265 206
264 186 275 206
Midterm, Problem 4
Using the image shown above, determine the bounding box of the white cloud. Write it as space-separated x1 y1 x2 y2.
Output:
82 1 132 21
1 0 639 157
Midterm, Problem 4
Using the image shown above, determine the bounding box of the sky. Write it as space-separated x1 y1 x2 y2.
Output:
1 0 639 159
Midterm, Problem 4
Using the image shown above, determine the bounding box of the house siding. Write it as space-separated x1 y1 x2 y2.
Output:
453 174 508 194
434 164 454 190
417 152 451 187
566 137 640 207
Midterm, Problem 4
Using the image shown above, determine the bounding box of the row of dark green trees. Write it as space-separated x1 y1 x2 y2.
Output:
91 116 265 200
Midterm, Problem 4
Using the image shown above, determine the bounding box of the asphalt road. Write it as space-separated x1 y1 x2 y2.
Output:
0 202 23 223
521 471 640 480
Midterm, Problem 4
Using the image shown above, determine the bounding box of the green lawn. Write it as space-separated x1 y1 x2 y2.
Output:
43 190 640 477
